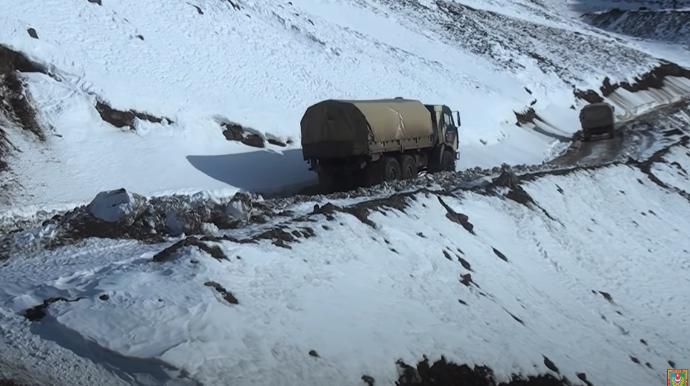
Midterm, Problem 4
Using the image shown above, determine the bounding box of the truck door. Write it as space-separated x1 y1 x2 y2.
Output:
442 110 458 149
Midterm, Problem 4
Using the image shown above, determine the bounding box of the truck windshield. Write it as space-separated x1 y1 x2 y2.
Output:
583 106 611 121
443 112 454 126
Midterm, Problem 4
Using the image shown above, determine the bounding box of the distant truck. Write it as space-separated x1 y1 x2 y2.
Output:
579 102 615 142
300 98 460 192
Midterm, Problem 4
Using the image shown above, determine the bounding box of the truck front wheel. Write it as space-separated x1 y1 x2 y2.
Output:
383 157 402 182
441 150 456 172
317 171 335 193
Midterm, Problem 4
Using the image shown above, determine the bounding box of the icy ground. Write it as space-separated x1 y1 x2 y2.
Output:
0 101 689 386
1 0 690 217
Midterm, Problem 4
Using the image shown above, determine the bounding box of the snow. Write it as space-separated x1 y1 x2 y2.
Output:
1 1 690 382
2 149 690 385
1 0 689 217
87 189 146 223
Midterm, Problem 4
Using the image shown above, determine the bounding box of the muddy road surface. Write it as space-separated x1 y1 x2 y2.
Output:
550 100 690 166
283 99 690 199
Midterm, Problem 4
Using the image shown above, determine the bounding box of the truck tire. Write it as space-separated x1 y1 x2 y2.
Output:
318 171 339 193
399 155 417 180
383 156 402 182
440 150 455 172
318 171 350 193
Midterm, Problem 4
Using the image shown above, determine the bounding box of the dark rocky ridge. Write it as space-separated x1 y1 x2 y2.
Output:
574 62 690 104
581 7 690 46
0 45 47 172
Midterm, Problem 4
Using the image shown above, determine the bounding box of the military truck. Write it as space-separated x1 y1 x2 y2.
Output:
579 102 615 142
300 98 460 192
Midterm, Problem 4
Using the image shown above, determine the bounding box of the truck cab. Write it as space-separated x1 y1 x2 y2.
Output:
425 104 460 157
579 102 615 142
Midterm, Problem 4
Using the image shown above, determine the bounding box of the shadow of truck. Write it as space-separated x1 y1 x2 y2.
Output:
186 149 317 195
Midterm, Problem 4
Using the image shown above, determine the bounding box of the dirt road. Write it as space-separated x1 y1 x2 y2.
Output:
550 100 690 166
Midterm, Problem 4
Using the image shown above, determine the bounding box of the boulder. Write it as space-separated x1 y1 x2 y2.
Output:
225 192 254 222
87 188 146 225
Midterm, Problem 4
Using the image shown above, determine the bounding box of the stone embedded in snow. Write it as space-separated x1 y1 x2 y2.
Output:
87 188 146 224
201 222 219 235
165 210 187 235
225 192 253 222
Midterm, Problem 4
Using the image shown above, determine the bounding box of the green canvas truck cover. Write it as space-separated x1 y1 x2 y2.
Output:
301 98 434 158
579 102 614 129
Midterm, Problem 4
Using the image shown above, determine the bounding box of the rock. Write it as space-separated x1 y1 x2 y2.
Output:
226 192 253 222
87 188 146 225
164 208 205 235
200 222 219 235
164 210 187 235
27 28 38 39
265 132 287 147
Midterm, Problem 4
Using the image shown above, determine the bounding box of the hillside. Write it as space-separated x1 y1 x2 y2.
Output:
1 101 689 386
1 0 690 217
2 0 690 385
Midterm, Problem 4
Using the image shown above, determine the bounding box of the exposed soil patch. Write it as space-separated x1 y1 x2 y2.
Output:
312 191 414 229
628 136 690 202
254 227 297 248
23 296 85 322
596 290 614 303
506 310 525 325
490 168 535 206
492 247 508 262
220 120 266 148
601 62 690 96
0 45 48 171
514 107 537 126
187 2 204 14
95 100 174 131
152 236 228 262
437 196 475 234
582 8 690 46
575 62 690 103
457 255 472 271
204 281 238 305
542 356 559 373
573 89 603 103
396 357 579 385
459 273 476 287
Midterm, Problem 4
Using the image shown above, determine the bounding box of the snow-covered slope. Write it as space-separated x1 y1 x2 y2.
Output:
1 0 690 216
1 112 689 386
581 6 690 47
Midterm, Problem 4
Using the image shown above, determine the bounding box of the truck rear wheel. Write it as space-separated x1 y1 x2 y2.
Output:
383 157 402 182
399 155 417 180
318 171 351 193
